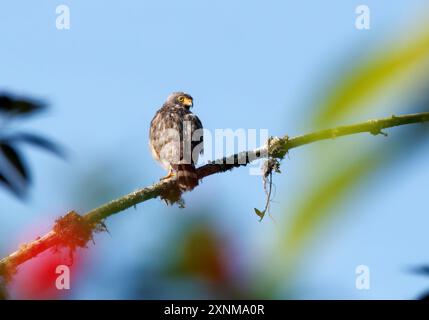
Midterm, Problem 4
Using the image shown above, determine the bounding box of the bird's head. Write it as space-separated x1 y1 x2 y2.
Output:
166 92 194 109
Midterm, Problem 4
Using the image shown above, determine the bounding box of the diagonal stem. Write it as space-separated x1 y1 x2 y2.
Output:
1 112 428 280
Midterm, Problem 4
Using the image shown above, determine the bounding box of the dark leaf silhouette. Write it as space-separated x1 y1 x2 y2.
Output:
0 143 30 181
0 143 29 197
0 173 20 197
0 93 63 199
0 94 45 116
3 133 66 158
418 291 429 300
409 265 429 276
407 265 429 299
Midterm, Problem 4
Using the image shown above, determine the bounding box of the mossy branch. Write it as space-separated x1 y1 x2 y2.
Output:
0 112 428 283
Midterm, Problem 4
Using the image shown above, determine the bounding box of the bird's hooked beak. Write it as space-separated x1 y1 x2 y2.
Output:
183 97 193 108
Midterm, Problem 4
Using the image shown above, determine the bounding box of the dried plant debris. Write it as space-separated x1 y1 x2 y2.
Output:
0 279 8 300
0 263 12 299
53 211 107 252
268 135 288 160
254 157 281 221
159 184 185 208
155 177 187 208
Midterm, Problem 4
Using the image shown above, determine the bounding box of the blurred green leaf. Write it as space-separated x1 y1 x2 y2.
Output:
316 28 429 126
284 153 379 254
254 208 266 221
274 21 429 290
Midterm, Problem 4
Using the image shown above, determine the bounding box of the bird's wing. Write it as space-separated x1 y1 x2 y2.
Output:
149 109 183 167
188 113 204 156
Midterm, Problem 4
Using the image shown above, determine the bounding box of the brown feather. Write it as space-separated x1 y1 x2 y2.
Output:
174 164 198 191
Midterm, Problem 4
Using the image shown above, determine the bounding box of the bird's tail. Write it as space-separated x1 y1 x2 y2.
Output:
175 164 198 191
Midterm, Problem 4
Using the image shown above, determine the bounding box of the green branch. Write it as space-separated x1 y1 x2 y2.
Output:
1 112 428 282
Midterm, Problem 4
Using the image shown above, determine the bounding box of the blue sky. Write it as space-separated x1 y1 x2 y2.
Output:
1 0 429 299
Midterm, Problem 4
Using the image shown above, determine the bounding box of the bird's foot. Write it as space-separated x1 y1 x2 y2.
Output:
160 171 175 181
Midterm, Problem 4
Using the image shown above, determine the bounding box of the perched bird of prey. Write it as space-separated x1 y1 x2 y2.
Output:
149 92 204 191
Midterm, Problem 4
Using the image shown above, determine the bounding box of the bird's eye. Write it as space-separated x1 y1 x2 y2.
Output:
178 96 185 102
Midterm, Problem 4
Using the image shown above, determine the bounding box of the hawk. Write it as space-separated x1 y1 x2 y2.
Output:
149 92 204 191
